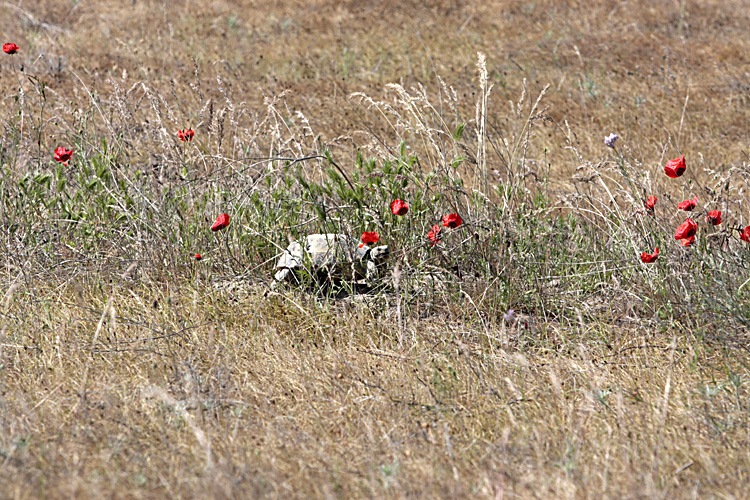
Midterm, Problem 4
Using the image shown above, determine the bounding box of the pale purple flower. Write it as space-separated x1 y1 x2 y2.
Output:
604 133 618 148
503 309 516 326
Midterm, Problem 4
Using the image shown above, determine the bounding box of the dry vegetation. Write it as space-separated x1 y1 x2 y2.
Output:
3 0 750 498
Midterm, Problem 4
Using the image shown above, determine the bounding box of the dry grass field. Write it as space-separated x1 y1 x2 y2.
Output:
3 0 750 498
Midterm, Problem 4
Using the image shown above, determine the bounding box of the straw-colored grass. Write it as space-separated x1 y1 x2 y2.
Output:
2 1 750 498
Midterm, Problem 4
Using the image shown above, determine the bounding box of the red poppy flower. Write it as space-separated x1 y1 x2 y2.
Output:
678 196 697 211
645 195 657 212
427 224 441 246
177 129 195 142
674 218 697 240
211 213 230 231
740 226 750 242
390 199 409 216
640 247 659 263
664 155 686 178
706 210 722 225
361 231 380 245
53 146 74 165
442 213 463 229
3 43 19 54
679 236 695 247
195 253 202 260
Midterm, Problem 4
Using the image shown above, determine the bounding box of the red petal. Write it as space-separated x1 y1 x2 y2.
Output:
211 213 230 231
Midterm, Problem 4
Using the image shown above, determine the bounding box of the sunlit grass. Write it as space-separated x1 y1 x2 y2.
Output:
2 1 750 498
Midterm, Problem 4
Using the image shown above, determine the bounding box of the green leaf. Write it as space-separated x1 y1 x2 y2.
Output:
34 173 51 189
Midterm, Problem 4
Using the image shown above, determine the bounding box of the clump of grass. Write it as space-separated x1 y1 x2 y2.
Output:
3 47 750 337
